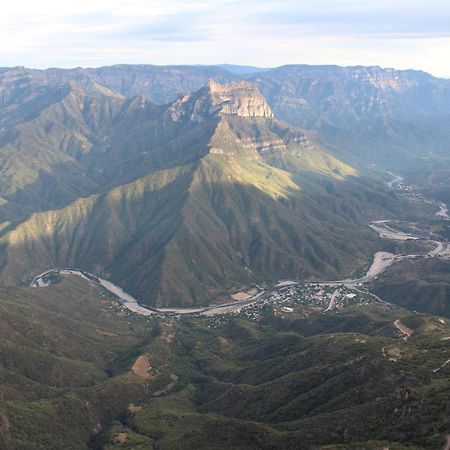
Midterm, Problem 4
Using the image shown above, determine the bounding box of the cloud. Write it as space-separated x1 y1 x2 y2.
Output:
0 0 449 77
98 12 212 42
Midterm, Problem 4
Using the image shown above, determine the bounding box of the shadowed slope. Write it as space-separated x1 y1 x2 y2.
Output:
0 80 418 306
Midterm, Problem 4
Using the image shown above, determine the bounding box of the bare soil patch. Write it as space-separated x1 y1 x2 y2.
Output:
131 355 152 380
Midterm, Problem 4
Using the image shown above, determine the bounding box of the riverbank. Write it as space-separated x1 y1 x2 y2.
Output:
30 175 450 318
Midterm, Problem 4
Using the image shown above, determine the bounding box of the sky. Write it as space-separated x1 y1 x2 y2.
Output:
0 0 449 77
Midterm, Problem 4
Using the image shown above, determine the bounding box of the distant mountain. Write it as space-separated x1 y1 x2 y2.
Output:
218 64 271 75
44 64 239 104
0 72 410 306
247 65 450 168
15 62 449 170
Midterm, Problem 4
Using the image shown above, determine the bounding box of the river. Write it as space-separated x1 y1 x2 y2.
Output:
30 176 450 317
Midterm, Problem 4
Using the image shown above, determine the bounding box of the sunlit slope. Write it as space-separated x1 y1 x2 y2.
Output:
0 71 214 221
0 157 371 306
0 164 195 293
0 110 405 306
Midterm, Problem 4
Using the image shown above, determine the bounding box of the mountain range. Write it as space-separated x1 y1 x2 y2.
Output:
1 275 449 450
20 63 450 168
0 63 449 449
0 66 429 306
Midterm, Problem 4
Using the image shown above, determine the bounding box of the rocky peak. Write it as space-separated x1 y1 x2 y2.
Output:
169 80 273 123
206 80 274 118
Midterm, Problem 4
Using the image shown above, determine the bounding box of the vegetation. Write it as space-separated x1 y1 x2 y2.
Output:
373 258 450 317
95 304 450 450
0 277 165 449
0 64 449 449
0 277 448 449
0 73 428 306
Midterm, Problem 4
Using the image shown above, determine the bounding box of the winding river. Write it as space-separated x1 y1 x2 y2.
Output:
30 178 450 317
30 268 266 316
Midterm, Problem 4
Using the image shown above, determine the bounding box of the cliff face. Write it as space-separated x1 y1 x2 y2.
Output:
247 65 450 164
169 80 273 123
207 80 274 118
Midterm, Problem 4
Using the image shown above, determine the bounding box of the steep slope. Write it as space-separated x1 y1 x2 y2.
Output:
373 258 450 317
44 63 450 170
96 303 450 450
0 70 219 222
0 81 415 306
0 70 127 218
4 64 450 171
0 277 161 450
54 64 450 168
248 65 450 167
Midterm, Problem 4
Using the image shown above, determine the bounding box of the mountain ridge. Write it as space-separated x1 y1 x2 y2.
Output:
3 62 449 170
0 79 422 306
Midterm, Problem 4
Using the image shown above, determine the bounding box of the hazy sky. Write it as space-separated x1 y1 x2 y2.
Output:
1 0 449 76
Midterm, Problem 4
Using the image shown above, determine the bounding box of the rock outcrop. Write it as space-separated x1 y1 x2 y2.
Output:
169 80 273 123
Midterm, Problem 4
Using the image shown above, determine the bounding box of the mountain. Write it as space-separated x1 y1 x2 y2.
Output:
44 64 239 104
0 75 415 306
247 65 450 168
0 63 449 449
4 63 450 171
28 63 450 171
1 275 448 449
218 64 271 75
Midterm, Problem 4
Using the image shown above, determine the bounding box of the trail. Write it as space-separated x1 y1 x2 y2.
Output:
433 359 450 373
393 319 413 341
324 290 339 312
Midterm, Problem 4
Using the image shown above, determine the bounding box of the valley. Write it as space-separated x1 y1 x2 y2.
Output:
0 63 449 449
4 267 449 450
0 76 398 307
30 179 450 318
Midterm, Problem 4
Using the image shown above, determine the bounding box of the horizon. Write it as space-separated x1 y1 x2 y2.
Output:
1 0 449 78
2 62 448 80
